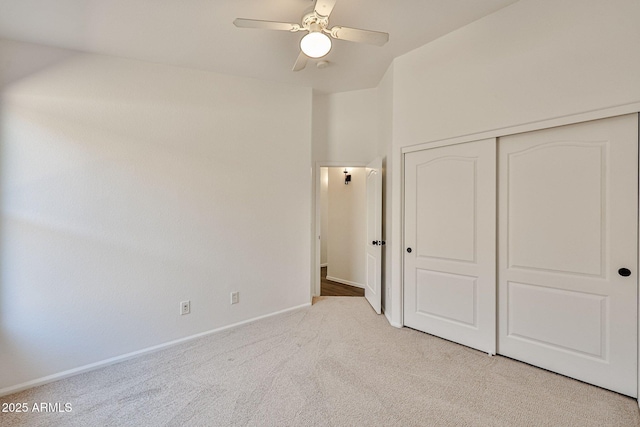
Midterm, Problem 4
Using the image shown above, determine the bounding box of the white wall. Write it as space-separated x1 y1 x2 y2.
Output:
0 39 312 393
312 89 379 163
326 167 366 287
394 0 640 146
386 0 640 325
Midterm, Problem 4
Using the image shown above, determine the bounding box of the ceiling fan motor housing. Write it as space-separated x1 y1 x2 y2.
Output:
302 11 329 32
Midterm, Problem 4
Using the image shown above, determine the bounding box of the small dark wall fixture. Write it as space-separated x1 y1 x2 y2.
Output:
344 169 351 185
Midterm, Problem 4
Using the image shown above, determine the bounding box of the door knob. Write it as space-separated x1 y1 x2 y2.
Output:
407 248 412 253
372 240 378 245
618 268 632 277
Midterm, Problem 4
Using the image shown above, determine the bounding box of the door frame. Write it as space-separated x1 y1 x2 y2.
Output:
313 161 368 298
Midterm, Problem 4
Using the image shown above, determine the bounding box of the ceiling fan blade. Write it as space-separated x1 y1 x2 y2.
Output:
314 0 337 18
292 52 308 72
233 18 301 32
328 26 389 46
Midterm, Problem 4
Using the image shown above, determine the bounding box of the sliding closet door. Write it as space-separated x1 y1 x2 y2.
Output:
498 114 638 397
404 138 496 354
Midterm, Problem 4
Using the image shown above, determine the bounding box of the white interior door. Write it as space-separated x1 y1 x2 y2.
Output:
498 114 638 397
365 157 382 314
404 138 496 354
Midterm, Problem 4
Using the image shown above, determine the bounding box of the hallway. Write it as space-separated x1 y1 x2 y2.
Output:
321 267 364 297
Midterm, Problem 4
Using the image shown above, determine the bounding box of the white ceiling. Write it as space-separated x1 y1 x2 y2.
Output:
0 0 519 93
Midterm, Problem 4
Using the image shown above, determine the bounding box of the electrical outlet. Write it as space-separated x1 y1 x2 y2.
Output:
230 292 239 305
180 300 190 315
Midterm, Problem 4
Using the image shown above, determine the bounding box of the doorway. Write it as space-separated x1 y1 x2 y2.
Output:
319 166 366 297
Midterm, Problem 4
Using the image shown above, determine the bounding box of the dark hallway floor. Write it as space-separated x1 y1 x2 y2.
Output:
320 267 364 297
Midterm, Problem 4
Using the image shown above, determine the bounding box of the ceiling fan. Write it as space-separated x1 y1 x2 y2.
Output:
233 0 389 71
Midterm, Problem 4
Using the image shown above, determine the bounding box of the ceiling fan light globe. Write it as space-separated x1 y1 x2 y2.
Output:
300 32 332 58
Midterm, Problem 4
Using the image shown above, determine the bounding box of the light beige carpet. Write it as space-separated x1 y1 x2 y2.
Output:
1 297 639 426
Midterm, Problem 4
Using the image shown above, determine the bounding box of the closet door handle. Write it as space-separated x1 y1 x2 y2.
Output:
407 247 412 253
618 268 631 277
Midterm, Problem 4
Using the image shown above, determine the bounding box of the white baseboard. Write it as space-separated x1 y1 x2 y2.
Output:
325 276 365 289
0 302 311 397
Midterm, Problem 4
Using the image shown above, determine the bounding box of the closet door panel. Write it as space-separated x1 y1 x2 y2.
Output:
404 138 496 354
498 114 638 397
